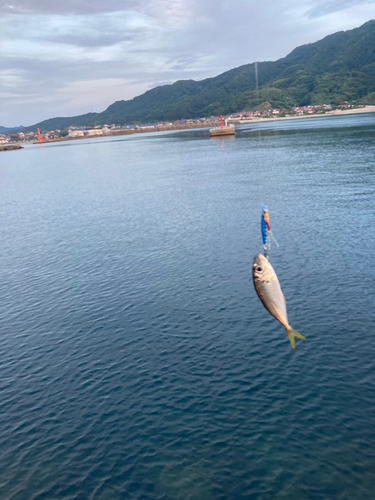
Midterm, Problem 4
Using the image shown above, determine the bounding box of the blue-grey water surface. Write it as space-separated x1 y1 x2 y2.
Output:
0 114 374 500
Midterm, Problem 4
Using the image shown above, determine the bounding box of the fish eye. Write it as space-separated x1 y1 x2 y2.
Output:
257 266 262 272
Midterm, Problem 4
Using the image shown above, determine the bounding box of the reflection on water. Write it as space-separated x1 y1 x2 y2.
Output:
240 128 281 138
0 113 374 500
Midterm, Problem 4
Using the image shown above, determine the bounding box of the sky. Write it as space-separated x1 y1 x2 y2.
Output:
0 0 374 127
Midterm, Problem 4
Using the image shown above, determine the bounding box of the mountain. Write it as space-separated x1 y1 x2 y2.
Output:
22 20 375 132
0 125 24 134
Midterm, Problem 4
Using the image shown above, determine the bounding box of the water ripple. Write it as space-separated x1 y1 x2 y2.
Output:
0 115 374 499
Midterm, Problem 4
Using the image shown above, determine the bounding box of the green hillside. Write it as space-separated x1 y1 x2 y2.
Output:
0 125 24 133
22 20 375 132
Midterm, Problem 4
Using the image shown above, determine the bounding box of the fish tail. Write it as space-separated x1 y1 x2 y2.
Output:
286 329 306 349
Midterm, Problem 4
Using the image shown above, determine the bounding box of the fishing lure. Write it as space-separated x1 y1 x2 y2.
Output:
261 205 278 258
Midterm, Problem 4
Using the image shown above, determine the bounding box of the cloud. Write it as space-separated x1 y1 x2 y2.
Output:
1 11 159 52
0 0 197 22
0 0 142 15
307 0 375 18
0 0 374 126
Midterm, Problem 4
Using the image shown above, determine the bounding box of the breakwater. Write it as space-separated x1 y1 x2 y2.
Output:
0 144 23 152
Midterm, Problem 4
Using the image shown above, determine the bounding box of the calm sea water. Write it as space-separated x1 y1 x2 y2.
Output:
0 114 374 500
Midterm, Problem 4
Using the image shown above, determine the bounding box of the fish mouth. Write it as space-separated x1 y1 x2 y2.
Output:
253 253 268 266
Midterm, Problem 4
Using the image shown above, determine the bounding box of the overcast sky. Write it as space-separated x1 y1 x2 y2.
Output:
1 0 374 127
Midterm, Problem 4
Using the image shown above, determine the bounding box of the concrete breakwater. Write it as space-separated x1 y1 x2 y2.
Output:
0 144 23 152
209 124 235 137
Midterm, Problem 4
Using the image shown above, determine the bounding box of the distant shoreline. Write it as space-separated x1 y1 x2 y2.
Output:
238 105 375 124
29 106 375 145
31 121 222 144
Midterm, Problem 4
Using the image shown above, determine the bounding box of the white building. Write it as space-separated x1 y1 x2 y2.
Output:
85 129 103 136
68 129 85 138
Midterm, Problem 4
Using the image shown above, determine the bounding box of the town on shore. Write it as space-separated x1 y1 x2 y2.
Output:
1 103 374 145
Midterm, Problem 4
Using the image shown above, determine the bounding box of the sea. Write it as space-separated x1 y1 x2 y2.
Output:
0 113 374 500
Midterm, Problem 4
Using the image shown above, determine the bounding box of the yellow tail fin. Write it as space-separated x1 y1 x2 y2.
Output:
286 329 306 349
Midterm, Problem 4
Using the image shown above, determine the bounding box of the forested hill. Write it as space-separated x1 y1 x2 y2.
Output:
0 125 24 133
23 20 375 132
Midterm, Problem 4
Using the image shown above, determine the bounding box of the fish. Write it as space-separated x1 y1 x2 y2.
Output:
252 254 306 349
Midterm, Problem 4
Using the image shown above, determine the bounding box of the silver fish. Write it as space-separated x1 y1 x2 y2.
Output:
252 254 306 349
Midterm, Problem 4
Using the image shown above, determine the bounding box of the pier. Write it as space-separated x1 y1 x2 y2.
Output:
210 115 235 137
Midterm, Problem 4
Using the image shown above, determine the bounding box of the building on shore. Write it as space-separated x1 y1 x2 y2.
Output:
68 127 108 138
136 124 157 129
68 129 85 138
85 129 103 136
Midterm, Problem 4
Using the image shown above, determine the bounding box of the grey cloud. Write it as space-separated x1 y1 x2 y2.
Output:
0 0 186 19
50 34 138 48
307 0 375 18
1 0 138 15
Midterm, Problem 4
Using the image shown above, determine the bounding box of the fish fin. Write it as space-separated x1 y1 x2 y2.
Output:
286 329 306 350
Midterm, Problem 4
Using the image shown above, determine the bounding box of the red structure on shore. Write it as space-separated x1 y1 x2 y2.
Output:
37 128 43 142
